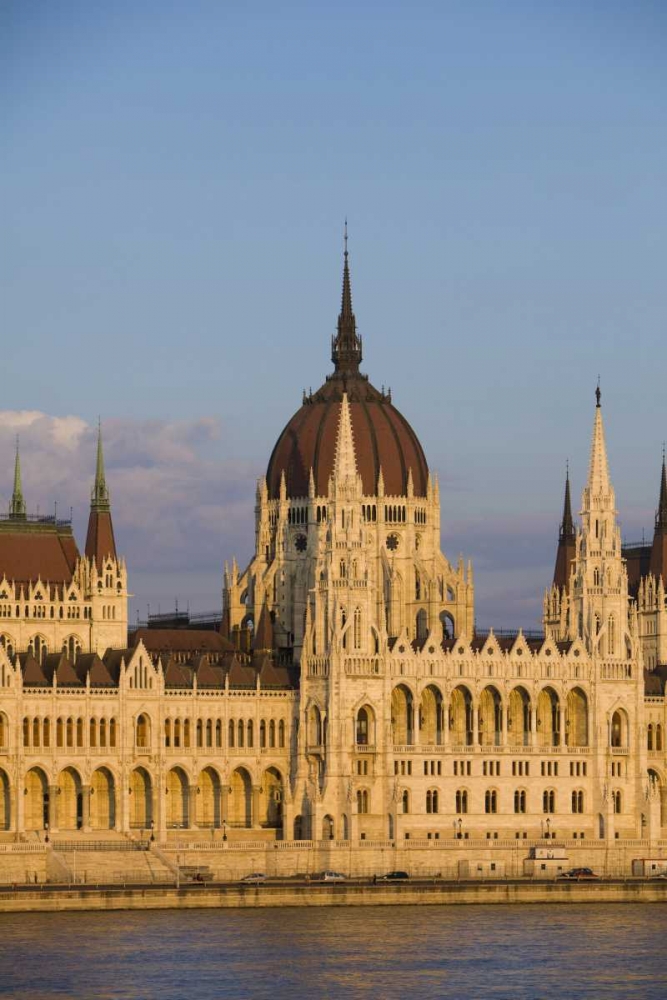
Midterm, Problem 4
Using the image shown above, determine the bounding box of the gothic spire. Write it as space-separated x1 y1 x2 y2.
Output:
656 449 667 531
331 222 362 376
85 421 116 570
560 463 574 540
583 382 613 506
332 392 359 487
9 437 26 520
553 463 575 589
91 421 110 512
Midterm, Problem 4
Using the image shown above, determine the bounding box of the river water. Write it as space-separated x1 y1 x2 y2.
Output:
0 904 665 999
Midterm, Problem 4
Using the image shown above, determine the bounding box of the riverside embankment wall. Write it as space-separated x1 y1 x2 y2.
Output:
1 880 667 913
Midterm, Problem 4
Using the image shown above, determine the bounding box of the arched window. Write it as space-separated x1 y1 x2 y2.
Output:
356 706 372 746
278 720 286 748
456 789 468 814
22 717 29 747
402 790 410 814
260 720 266 749
613 790 622 814
356 789 369 814
228 720 235 748
485 790 497 814
269 720 276 748
542 789 555 813
656 724 663 752
607 616 615 656
76 718 84 747
426 789 439 814
196 720 203 748
648 724 654 751
247 720 254 748
353 608 362 649
237 720 244 748
66 718 74 748
215 720 222 748
98 717 106 747
571 790 584 813
514 790 526 814
136 713 150 748
109 718 116 748
183 719 191 748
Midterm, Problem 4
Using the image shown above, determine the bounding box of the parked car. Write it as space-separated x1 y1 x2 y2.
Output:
318 871 346 882
649 872 667 880
240 873 267 883
557 868 600 881
374 871 410 882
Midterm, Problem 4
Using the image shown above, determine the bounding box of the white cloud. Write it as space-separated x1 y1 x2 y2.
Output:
0 411 261 616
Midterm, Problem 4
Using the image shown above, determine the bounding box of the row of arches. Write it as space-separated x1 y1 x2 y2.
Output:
386 684 592 748
21 716 118 749
5 765 285 832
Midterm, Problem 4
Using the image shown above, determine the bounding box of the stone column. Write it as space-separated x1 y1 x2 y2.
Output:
48 784 59 833
188 784 198 829
472 706 479 747
81 784 91 832
252 785 261 829
220 785 230 828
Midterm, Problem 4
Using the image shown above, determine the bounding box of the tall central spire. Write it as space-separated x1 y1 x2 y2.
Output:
9 437 26 520
331 222 362 376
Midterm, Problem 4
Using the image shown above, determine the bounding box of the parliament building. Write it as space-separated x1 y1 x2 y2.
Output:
0 243 666 860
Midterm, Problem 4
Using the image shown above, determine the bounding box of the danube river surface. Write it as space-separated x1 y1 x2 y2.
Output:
0 904 665 999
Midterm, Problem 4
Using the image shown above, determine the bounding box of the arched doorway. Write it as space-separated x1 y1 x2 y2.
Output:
322 814 334 840
196 767 221 828
391 685 414 745
450 685 473 746
0 769 10 829
129 767 153 829
57 767 83 830
420 685 444 745
166 768 189 828
25 768 48 830
508 687 531 746
90 767 116 830
229 767 252 828
566 687 589 747
260 767 283 832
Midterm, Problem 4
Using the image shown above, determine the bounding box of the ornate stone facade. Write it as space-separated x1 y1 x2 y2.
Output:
0 243 665 853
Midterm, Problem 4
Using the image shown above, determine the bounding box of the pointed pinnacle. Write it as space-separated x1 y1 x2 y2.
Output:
91 421 110 511
10 435 26 519
656 450 667 530
560 463 574 538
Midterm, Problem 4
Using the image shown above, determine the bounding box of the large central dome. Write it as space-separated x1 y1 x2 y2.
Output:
266 241 429 500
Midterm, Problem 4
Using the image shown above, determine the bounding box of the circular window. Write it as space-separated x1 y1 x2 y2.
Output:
545 649 552 657
574 649 580 658
295 534 307 552
516 648 523 657
386 533 399 551
458 646 465 654
428 646 435 654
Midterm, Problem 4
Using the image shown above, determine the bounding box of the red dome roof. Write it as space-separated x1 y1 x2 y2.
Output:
267 237 429 500
266 376 429 499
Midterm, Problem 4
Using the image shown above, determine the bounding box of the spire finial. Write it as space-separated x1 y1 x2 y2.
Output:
10 435 26 519
91 420 110 512
331 223 362 376
595 377 601 408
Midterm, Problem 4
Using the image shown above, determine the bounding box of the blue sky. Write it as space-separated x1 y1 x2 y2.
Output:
2 1 666 627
